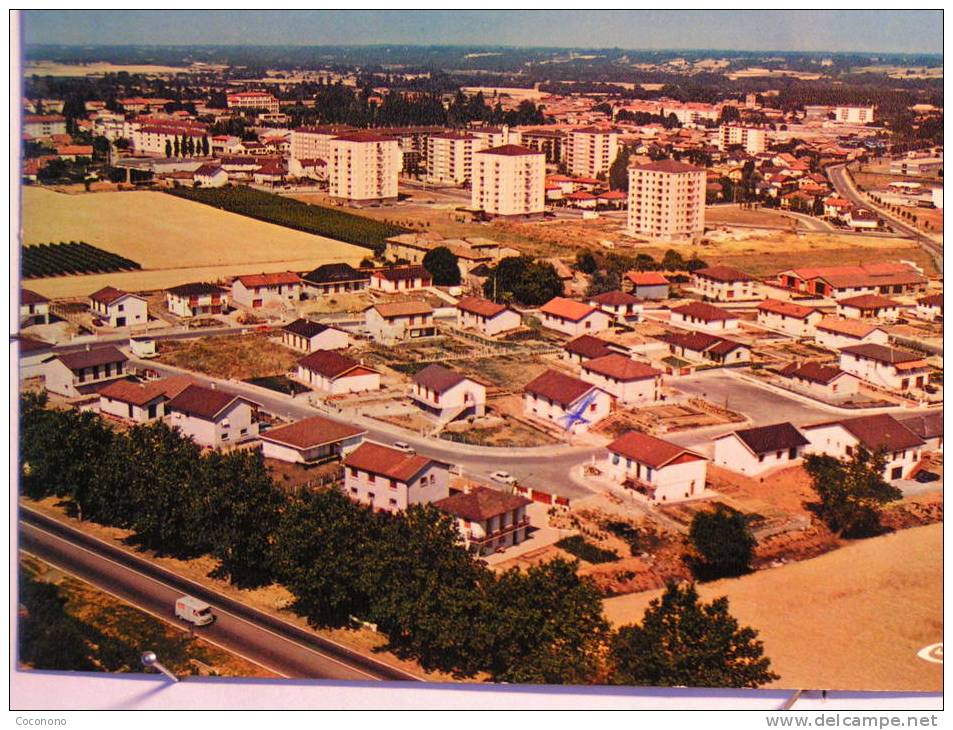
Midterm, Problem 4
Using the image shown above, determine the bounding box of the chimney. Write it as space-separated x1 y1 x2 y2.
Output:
210 383 216 390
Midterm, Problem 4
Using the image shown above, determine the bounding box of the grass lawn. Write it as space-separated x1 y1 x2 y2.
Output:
156 334 299 380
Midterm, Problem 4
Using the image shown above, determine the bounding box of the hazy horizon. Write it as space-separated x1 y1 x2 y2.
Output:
21 10 943 55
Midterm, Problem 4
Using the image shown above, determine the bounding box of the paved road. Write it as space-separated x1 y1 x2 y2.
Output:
827 164 942 267
19 509 419 682
131 358 599 499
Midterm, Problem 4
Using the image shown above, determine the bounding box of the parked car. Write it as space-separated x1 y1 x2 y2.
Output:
490 471 517 485
914 470 940 484
392 441 414 454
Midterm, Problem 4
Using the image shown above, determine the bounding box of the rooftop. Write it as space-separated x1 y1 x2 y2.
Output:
434 486 530 522
607 431 704 469
539 297 598 322
524 369 596 408
261 415 365 450
344 441 434 482
582 354 660 382
722 422 810 455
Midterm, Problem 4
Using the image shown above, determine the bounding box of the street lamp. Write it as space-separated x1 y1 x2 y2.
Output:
140 651 180 683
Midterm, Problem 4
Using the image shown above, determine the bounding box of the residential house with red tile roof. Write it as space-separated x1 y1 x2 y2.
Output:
777 263 928 298
230 272 302 309
166 384 261 448
98 375 197 423
691 266 760 301
838 344 931 393
434 486 531 556
580 354 661 404
166 282 228 318
756 298 823 337
456 296 522 336
365 300 435 344
802 413 925 482
776 361 860 400
410 364 486 420
836 294 904 322
813 317 889 351
587 290 643 324
670 301 739 333
658 331 750 366
538 297 612 337
88 286 148 328
713 422 810 477
915 293 943 322
343 441 449 513
260 415 366 464
295 350 381 394
606 431 707 503
20 288 50 326
624 271 670 300
522 369 611 434
562 334 616 364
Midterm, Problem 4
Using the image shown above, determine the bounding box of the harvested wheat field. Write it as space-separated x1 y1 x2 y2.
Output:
20 188 366 297
603 524 942 692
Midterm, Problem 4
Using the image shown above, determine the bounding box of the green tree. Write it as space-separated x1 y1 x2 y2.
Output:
186 136 196 156
804 449 902 538
165 139 172 158
608 146 631 191
422 246 461 286
18 571 94 671
661 249 685 271
366 505 493 677
483 256 563 305
574 251 598 274
487 559 609 684
610 583 778 688
205 450 286 588
201 136 210 156
273 489 378 628
173 136 180 157
688 505 756 580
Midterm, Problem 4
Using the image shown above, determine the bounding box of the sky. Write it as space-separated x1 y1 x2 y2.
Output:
21 10 942 54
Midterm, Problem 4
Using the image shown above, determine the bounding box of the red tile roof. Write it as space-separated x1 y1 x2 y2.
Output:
89 286 133 305
673 301 736 322
58 346 128 371
625 271 669 286
779 361 850 385
607 431 704 468
371 300 433 318
98 379 172 407
344 441 434 481
757 298 820 319
235 272 301 288
815 317 882 338
840 344 925 365
434 486 530 522
524 369 597 407
21 288 49 305
719 422 809 455
298 350 375 379
694 266 755 283
539 297 598 322
374 265 431 282
413 364 468 393
166 384 255 420
457 296 509 318
589 290 642 307
564 335 614 360
804 414 924 452
261 415 365 450
582 354 660 381
837 294 902 310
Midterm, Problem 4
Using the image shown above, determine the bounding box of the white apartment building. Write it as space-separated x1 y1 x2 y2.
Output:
471 145 545 217
469 126 522 152
426 132 474 185
627 160 706 241
23 115 66 138
131 124 209 157
328 132 402 203
226 91 280 115
566 127 621 178
718 125 767 155
833 106 875 124
289 125 354 180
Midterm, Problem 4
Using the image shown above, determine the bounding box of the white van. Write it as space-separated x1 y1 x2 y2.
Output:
174 595 215 626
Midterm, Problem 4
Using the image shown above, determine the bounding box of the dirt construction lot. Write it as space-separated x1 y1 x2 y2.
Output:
604 523 942 692
20 188 366 298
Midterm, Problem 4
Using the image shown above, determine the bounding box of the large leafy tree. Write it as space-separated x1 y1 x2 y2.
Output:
804 449 902 538
122 421 211 557
688 505 756 580
272 489 379 628
483 256 564 306
367 505 494 677
608 146 631 191
422 246 461 286
487 558 610 684
610 583 779 688
205 450 286 588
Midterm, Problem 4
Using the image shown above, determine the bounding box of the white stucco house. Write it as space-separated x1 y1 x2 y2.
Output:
606 430 708 503
166 384 260 449
456 296 522 336
434 486 532 556
343 441 450 513
579 354 662 404
88 286 148 328
538 297 612 337
259 415 366 464
295 350 381 394
756 299 823 337
712 422 810 477
838 344 931 392
365 300 436 345
522 369 611 434
230 272 302 309
670 302 739 332
43 346 130 398
813 317 889 351
281 319 349 352
410 364 486 421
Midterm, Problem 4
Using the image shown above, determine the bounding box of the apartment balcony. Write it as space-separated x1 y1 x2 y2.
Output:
466 517 530 545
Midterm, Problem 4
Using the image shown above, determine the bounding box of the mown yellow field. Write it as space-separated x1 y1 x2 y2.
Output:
20 188 367 297
604 523 942 692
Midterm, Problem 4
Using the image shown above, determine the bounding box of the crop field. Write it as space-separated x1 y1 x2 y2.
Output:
19 188 368 297
22 241 142 279
604 523 942 691
169 186 408 251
